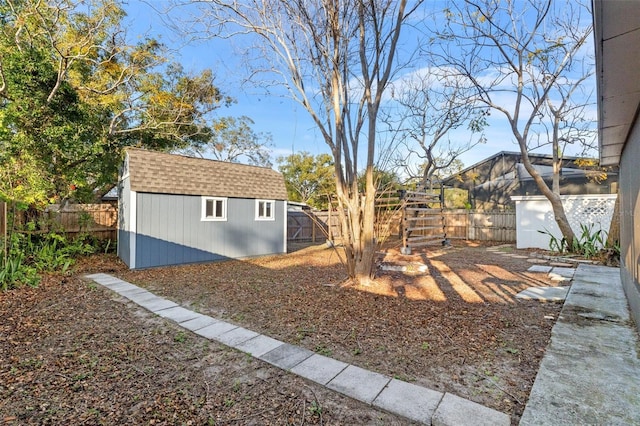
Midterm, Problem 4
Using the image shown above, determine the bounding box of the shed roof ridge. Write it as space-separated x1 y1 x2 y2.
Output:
125 147 279 173
124 147 287 200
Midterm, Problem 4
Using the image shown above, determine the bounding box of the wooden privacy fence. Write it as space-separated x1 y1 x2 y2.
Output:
419 209 516 242
43 204 117 240
400 209 516 242
287 210 340 242
467 210 516 241
287 207 516 243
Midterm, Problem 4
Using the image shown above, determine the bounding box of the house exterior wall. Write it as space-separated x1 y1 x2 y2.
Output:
131 193 286 269
471 176 617 211
619 119 640 329
445 152 618 210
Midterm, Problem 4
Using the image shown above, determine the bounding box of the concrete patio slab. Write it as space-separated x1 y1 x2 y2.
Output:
549 261 574 267
97 278 130 287
520 264 640 425
327 365 390 404
235 335 284 358
155 306 202 323
179 315 218 331
102 281 143 293
85 274 127 286
85 273 112 281
527 265 553 273
432 393 510 426
549 267 575 278
259 343 315 370
194 321 238 340
138 298 178 312
123 290 163 304
515 286 569 302
118 286 153 297
373 378 443 424
290 354 348 385
216 327 259 347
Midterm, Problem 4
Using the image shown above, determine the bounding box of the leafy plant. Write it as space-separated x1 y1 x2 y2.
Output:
308 400 322 416
314 345 332 356
174 331 187 343
0 253 40 291
538 228 568 253
539 223 619 260
34 239 71 272
1 222 102 291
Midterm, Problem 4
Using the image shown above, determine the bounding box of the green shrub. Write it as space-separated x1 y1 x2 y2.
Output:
1 228 100 291
0 253 39 291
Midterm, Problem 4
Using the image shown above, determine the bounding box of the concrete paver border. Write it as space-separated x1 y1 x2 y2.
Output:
85 273 511 425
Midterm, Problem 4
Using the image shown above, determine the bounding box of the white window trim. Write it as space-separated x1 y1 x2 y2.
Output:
255 199 275 221
201 196 227 221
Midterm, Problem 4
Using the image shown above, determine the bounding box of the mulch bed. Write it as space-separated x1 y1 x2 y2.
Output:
1 239 566 424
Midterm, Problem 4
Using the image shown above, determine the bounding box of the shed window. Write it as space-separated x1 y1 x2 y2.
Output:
202 197 227 221
255 200 275 221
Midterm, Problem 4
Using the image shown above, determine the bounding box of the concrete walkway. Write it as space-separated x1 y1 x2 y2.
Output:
85 273 510 426
519 264 640 425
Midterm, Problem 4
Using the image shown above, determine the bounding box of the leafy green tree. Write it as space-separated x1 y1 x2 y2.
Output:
0 0 234 204
358 168 402 194
277 152 334 209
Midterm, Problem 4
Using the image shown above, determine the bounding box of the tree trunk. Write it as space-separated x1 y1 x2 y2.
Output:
334 170 377 286
548 192 575 249
519 145 577 248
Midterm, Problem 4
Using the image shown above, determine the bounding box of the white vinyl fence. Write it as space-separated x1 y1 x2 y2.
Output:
512 194 617 249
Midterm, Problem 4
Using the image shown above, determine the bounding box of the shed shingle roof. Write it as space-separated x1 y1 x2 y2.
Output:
125 148 288 200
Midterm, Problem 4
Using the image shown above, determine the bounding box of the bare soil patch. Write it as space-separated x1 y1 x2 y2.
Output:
1 239 565 424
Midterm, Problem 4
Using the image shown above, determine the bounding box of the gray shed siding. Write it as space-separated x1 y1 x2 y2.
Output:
117 176 132 267
133 193 285 269
619 118 640 331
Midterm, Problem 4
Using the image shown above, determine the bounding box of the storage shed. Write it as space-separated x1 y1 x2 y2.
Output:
118 148 288 269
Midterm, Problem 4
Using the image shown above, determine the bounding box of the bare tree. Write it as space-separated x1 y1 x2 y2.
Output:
434 0 594 247
186 0 421 285
385 67 486 190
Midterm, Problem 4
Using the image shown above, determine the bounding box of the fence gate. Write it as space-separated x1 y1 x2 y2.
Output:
400 191 447 254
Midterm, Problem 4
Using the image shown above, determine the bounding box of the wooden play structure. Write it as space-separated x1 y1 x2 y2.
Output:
399 190 448 254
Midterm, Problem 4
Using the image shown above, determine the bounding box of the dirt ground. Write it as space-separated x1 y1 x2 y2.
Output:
1 239 566 425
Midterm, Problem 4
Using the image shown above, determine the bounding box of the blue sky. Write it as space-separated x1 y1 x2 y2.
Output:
125 1 329 161
123 0 597 174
